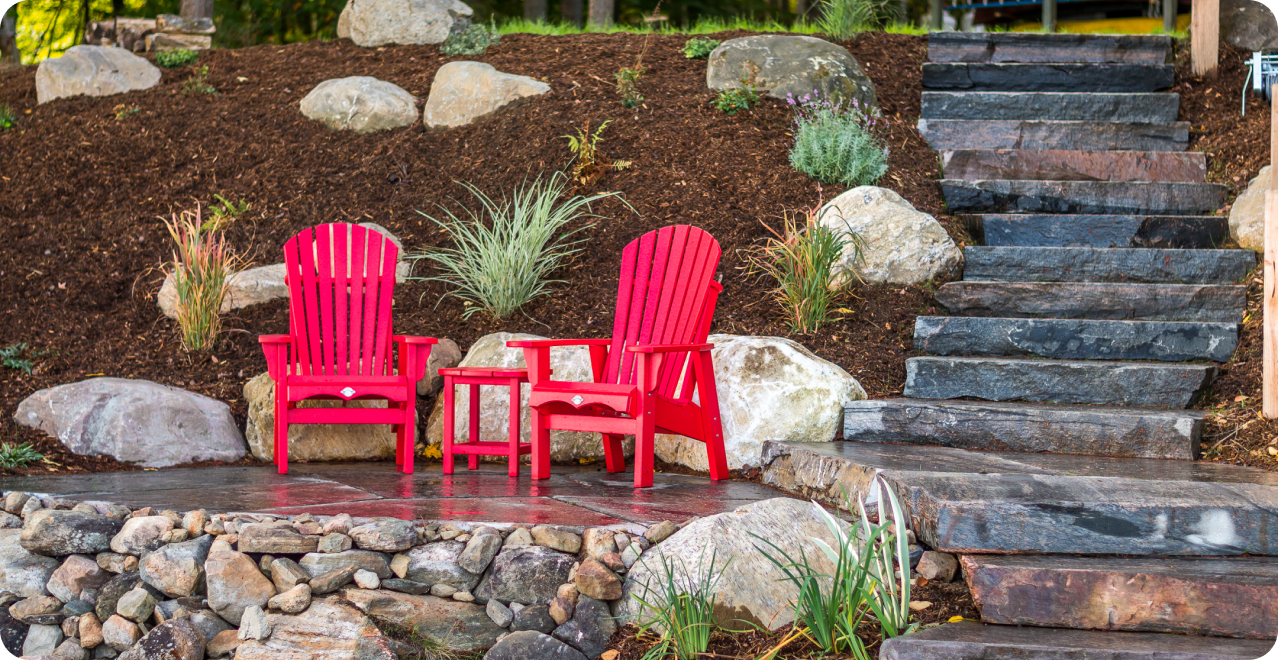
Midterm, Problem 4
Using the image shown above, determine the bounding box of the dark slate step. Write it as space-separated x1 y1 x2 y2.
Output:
903 356 1216 408
942 151 1205 183
913 316 1238 362
971 214 1229 249
934 282 1246 322
921 121 1188 152
927 32 1173 64
844 399 1203 459
881 622 1273 660
921 92 1180 122
922 63 1176 92
962 555 1278 639
963 247 1256 285
940 180 1228 215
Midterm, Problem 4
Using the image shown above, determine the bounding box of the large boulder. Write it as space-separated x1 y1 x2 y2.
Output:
472 545 575 606
818 186 962 286
423 332 630 462
617 498 838 631
1222 0 1278 50
300 77 419 133
656 334 865 472
233 596 398 659
35 45 161 104
422 62 551 129
342 588 506 651
706 35 878 112
13 378 246 468
244 373 418 462
340 0 473 47
1230 165 1267 253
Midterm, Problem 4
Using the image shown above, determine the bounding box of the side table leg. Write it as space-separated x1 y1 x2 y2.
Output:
442 377 455 475
469 383 480 470
508 377 521 477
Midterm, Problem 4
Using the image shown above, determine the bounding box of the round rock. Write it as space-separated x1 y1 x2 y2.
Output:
35 45 161 104
706 35 879 112
299 76 419 133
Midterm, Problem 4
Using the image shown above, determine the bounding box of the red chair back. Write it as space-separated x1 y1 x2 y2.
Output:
282 223 398 377
604 225 722 402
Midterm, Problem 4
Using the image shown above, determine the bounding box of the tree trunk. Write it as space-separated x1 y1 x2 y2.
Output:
562 0 583 27
587 0 612 28
524 0 548 21
0 14 17 67
181 0 214 20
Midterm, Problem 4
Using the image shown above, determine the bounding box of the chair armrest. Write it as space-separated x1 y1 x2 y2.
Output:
393 336 438 383
506 338 612 348
393 335 440 345
258 335 292 382
627 343 714 354
259 335 291 344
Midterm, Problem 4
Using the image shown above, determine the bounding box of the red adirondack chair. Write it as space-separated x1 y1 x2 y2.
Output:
258 223 437 475
509 225 729 488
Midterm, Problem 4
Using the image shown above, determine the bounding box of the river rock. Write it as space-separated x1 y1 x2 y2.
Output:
656 334 866 471
22 622 62 655
117 617 205 660
340 0 473 47
618 498 838 631
101 614 140 650
706 35 878 111
35 45 161 104
1230 165 1267 253
267 583 311 614
205 551 275 625
342 588 505 651
46 555 108 603
1222 0 1278 50
299 550 391 580
139 534 214 598
552 595 615 658
348 519 417 553
0 530 58 597
21 510 123 557
13 378 245 468
110 516 173 556
423 62 550 129
473 546 574 606
485 630 587 660
424 332 628 461
237 524 317 555
300 76 419 133
457 529 502 574
229 596 397 659
397 542 479 591
818 185 961 286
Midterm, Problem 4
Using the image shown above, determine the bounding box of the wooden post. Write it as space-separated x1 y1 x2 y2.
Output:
587 0 612 28
524 0 547 21
1042 0 1057 32
0 14 17 68
1192 0 1219 79
1265 86 1278 419
1163 0 1177 33
929 0 943 30
562 0 583 28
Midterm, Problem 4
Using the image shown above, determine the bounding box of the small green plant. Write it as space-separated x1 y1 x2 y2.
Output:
440 21 501 56
711 80 761 115
788 91 888 187
204 194 249 231
373 617 468 659
615 65 645 108
682 37 719 58
0 442 44 469
165 208 238 351
632 549 735 660
182 65 218 96
114 104 141 120
156 49 200 68
408 173 628 320
814 0 903 39
0 104 15 130
0 343 34 374
746 204 865 334
563 119 632 186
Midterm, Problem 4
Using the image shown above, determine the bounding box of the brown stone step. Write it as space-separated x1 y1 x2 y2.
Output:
962 555 1278 639
941 150 1206 183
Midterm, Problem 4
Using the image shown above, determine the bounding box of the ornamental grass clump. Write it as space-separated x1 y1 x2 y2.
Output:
788 91 888 188
746 204 866 335
814 0 903 39
409 173 628 320
631 549 735 660
164 208 238 352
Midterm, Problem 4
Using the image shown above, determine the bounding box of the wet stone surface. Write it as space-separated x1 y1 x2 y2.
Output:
913 316 1238 362
932 282 1247 323
973 214 1229 249
962 247 1255 285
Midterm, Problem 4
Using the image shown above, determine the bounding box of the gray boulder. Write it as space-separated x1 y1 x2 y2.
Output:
13 378 246 468
298 550 391 579
1230 165 1267 254
485 630 587 660
423 62 550 129
473 546 574 606
706 35 878 111
20 510 123 557
340 0 473 47
343 588 505 651
117 617 205 660
139 534 214 597
401 542 481 591
1222 0 1278 50
0 529 58 597
35 45 161 104
348 519 418 553
300 77 419 133
552 595 615 658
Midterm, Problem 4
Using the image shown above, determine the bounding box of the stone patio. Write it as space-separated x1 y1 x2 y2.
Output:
0 463 785 527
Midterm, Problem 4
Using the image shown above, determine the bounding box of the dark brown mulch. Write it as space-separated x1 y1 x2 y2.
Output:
0 31 946 477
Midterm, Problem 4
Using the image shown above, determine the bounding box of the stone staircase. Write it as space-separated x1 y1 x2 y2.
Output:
762 32 1276 659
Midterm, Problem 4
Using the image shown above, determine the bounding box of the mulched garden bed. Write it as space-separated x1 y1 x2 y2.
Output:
0 30 947 476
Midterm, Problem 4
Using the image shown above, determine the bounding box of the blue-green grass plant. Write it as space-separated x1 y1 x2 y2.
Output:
788 91 889 187
632 548 736 660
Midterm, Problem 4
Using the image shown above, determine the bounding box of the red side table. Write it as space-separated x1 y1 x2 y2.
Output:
439 366 532 477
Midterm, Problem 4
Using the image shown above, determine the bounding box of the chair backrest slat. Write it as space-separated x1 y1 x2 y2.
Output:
283 224 398 378
604 226 721 401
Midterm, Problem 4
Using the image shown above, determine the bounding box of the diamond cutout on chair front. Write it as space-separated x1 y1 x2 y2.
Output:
340 387 356 398
571 395 584 406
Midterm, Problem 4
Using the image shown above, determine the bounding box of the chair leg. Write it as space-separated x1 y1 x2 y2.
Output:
603 433 626 473
634 395 655 488
468 384 480 470
530 409 551 480
275 394 289 475
508 377 521 478
442 378 455 475
402 397 416 475
696 352 731 481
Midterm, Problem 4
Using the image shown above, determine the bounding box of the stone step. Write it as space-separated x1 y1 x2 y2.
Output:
970 214 1229 249
963 247 1256 285
881 622 1273 660
844 398 1203 459
922 92 1180 122
942 151 1205 183
940 180 1228 215
927 32 1173 64
904 356 1216 408
913 316 1238 362
921 121 1189 151
962 555 1278 639
922 63 1176 92
934 282 1246 322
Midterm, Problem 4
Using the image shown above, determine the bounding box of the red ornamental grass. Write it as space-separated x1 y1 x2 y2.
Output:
164 208 238 352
